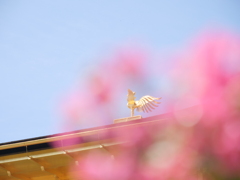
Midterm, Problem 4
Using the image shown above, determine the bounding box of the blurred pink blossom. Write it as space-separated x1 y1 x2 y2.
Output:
57 31 240 180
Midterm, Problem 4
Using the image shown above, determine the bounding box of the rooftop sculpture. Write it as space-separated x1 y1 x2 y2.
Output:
127 89 161 117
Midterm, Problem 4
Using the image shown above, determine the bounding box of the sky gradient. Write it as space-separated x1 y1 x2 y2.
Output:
0 0 240 143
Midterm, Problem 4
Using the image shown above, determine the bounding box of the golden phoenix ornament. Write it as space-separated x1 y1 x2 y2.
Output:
127 89 161 117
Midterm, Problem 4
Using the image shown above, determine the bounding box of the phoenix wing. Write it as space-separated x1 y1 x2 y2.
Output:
136 96 161 113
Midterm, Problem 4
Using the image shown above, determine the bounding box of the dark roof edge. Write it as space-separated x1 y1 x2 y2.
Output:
0 112 173 146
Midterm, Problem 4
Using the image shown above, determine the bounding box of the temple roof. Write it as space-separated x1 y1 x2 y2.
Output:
0 113 172 180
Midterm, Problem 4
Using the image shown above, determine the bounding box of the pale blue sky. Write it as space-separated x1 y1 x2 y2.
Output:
0 0 239 143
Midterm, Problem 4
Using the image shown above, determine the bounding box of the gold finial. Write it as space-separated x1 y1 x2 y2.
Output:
127 89 161 117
